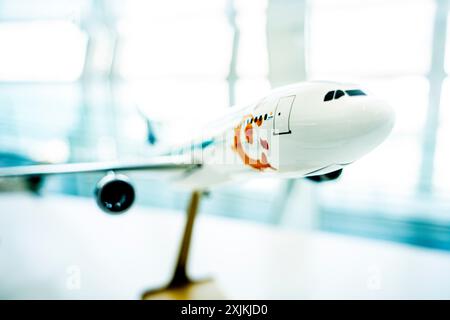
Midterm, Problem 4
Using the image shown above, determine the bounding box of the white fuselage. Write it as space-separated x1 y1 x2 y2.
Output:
164 81 395 188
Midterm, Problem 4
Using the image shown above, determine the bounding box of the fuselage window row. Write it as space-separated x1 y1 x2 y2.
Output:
246 113 271 125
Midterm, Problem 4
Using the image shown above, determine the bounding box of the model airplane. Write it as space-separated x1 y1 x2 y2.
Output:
0 81 395 214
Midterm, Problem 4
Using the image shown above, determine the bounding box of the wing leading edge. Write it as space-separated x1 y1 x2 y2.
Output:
0 155 200 178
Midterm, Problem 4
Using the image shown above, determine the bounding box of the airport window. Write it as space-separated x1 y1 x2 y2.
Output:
335 90 345 99
324 91 334 101
346 89 366 96
3 0 448 262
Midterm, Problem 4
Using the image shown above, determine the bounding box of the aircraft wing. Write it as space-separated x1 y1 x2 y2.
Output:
0 155 200 178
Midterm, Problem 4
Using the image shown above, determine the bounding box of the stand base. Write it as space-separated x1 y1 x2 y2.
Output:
142 278 225 300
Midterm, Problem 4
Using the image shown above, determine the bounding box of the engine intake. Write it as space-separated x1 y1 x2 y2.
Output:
95 173 135 214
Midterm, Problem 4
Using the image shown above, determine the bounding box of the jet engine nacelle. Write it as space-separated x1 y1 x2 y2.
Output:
306 169 343 183
94 173 135 214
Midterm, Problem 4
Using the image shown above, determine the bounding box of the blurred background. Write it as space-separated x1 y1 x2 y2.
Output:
1 0 450 251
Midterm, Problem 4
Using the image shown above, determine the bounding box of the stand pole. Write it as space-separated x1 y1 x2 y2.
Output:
168 190 202 287
142 190 222 299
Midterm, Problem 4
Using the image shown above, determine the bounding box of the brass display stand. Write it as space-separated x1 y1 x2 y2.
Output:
142 191 224 300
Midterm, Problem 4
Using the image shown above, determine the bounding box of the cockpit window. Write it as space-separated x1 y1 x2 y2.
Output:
334 90 345 99
346 89 366 96
324 91 334 101
324 88 368 102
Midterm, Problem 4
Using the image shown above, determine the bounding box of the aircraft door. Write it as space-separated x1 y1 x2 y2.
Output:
273 95 295 135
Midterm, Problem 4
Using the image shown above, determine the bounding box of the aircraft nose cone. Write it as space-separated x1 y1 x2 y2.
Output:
339 98 395 162
356 99 395 139
358 98 395 137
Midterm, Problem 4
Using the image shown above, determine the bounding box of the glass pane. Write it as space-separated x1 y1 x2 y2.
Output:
324 91 334 101
118 1 231 79
345 89 365 96
434 78 450 196
334 90 344 99
0 0 89 20
443 15 450 74
0 83 79 162
309 0 434 77
0 21 87 81
236 0 269 78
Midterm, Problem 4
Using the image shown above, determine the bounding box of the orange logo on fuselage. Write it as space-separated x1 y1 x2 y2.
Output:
232 114 275 171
